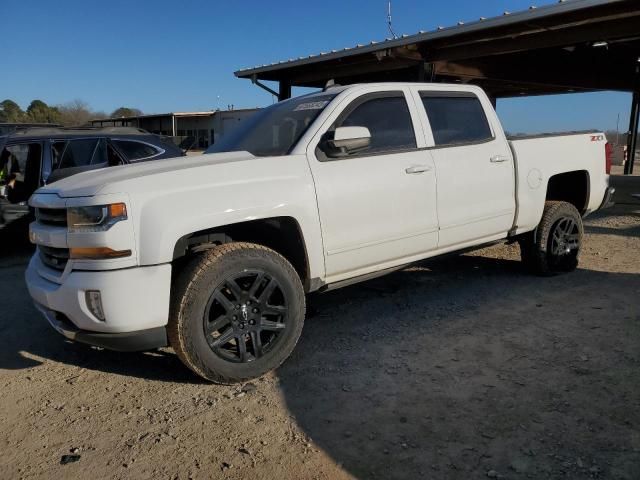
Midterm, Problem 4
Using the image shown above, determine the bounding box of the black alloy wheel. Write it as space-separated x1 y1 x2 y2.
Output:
204 271 288 363
168 242 306 384
519 200 583 275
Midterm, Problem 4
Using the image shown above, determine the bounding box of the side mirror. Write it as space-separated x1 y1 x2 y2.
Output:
320 126 371 158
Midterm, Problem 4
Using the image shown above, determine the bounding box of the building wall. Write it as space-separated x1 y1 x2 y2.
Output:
176 110 257 149
93 110 258 150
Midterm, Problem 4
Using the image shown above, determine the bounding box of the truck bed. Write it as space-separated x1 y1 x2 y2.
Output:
508 131 608 235
507 130 599 141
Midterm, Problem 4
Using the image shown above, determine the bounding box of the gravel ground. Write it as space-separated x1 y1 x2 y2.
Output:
0 205 638 480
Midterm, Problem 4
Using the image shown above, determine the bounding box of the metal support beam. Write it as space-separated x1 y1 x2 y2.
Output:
251 74 279 98
278 81 292 101
624 90 639 175
624 62 640 175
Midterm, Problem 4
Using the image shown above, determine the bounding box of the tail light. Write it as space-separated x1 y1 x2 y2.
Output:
605 142 613 174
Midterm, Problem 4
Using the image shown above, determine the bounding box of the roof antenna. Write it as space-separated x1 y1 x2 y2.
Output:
387 1 398 39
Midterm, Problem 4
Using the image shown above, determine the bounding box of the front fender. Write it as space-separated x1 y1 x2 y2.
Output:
129 155 325 281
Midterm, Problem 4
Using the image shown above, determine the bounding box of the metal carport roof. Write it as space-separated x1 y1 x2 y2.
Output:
235 0 640 173
236 0 640 97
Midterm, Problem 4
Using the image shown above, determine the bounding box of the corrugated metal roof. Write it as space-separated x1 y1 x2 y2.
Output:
235 0 623 78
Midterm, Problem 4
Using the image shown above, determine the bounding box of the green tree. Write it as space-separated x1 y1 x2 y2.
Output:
0 99 26 122
26 99 61 123
111 107 143 118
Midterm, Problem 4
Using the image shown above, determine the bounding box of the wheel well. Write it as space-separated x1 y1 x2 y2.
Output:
545 170 590 214
172 217 310 289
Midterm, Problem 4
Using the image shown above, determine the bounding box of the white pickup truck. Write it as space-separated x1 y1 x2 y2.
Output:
26 83 614 383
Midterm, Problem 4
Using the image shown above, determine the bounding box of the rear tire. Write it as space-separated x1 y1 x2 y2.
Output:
519 201 583 276
168 242 305 384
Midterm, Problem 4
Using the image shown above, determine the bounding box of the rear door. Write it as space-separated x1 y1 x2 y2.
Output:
306 88 439 282
413 89 515 248
0 140 44 226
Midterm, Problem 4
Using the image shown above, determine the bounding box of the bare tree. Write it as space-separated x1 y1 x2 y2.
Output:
57 99 94 127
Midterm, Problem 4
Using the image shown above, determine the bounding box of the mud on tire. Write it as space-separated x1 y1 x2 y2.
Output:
168 242 305 384
519 201 584 276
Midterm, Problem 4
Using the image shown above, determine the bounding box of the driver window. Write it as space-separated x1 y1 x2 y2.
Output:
334 93 417 155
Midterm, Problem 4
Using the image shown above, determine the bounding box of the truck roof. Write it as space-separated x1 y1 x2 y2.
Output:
319 82 484 93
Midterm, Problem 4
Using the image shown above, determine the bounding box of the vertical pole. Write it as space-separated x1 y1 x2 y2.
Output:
171 115 176 137
624 61 640 175
625 90 639 175
278 81 292 102
417 61 426 82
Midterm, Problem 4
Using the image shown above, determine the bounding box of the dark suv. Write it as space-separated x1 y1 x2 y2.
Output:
0 126 184 233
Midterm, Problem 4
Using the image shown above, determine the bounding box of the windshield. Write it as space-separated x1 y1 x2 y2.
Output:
205 93 338 157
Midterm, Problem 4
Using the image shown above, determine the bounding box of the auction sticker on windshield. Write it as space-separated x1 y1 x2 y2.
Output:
294 101 330 111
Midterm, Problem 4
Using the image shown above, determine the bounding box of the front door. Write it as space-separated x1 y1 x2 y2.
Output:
307 90 439 283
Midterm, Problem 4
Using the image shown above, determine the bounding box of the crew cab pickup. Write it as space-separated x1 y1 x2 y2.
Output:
25 83 614 383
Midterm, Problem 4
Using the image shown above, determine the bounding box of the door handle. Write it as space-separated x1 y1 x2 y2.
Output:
405 165 432 174
490 155 510 163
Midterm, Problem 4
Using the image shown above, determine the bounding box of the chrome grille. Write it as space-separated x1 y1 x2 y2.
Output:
36 208 67 227
39 245 70 271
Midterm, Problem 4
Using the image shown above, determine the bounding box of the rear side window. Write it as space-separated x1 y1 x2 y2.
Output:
112 140 161 161
336 94 417 155
421 94 493 146
56 138 100 169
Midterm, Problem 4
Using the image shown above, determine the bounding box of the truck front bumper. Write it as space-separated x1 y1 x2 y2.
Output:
33 303 167 351
25 254 171 351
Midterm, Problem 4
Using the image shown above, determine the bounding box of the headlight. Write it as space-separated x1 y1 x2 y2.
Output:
67 203 127 233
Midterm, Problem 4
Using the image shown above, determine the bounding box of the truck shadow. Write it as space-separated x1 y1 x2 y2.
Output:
0 247 520 384
2 252 520 382
2 244 639 478
0 259 203 383
0 218 34 261
275 255 640 479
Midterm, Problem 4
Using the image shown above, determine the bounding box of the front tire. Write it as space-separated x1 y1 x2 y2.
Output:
519 201 584 276
168 243 305 384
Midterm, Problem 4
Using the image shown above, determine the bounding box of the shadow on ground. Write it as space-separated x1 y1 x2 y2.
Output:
2 209 639 478
0 218 34 261
276 255 640 479
0 255 203 383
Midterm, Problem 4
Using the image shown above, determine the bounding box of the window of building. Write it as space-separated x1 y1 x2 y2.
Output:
421 94 493 146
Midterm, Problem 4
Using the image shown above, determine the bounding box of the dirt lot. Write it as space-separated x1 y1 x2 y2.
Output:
1 204 638 480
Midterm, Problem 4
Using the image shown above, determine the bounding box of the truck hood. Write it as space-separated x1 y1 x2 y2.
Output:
37 151 256 198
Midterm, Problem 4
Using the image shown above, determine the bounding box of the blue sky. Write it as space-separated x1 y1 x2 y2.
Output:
1 0 631 134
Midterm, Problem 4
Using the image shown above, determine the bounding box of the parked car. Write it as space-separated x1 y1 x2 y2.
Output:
26 83 614 383
0 126 184 232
